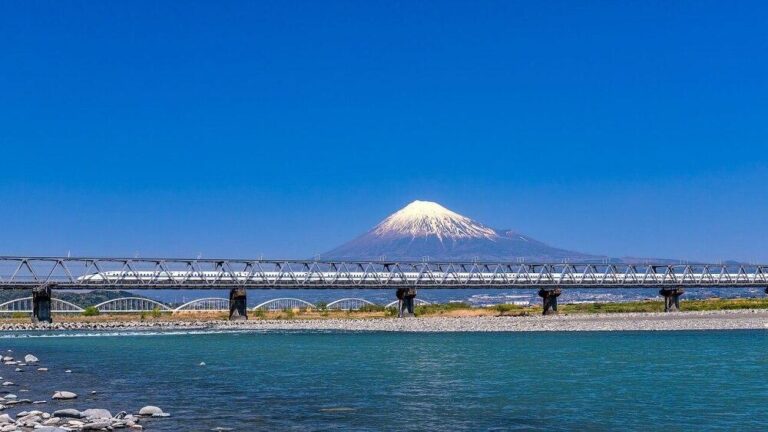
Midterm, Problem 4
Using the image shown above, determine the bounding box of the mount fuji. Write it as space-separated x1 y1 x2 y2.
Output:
323 200 606 262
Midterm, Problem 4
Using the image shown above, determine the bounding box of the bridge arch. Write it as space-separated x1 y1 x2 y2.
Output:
326 298 378 311
93 297 172 313
253 298 316 311
173 297 229 312
0 297 84 313
385 298 432 308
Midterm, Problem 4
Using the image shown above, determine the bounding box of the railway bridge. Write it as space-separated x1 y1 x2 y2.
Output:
1 256 767 322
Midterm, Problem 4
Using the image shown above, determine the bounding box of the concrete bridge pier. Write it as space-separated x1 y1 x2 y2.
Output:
659 287 684 312
229 287 248 321
538 288 561 315
396 288 417 318
32 284 54 324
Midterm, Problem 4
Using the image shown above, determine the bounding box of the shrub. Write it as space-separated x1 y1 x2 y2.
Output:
358 304 385 313
150 307 162 318
82 306 100 317
11 312 27 319
414 302 472 316
494 303 521 315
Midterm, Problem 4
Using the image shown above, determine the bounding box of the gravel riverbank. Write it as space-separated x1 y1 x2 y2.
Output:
1 310 767 332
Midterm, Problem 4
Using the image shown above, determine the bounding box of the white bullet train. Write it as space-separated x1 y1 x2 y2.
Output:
74 270 765 285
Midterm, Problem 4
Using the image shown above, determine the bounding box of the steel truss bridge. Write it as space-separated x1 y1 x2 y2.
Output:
1 256 768 289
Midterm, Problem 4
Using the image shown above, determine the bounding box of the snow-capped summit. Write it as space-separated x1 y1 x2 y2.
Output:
323 200 604 261
373 200 497 241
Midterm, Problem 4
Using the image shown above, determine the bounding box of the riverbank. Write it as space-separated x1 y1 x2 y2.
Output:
0 309 766 332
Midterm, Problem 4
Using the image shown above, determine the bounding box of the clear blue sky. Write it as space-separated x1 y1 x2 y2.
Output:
1 1 767 262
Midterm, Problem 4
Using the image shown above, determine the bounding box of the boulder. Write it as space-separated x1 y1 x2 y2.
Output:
52 391 77 400
82 420 112 430
23 354 38 364
81 408 112 419
138 406 164 416
53 409 82 418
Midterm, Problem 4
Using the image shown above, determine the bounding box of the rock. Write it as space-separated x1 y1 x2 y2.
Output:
37 368 48 372
82 420 111 430
51 391 77 400
0 414 9 424
23 354 38 363
33 400 47 404
64 370 72 374
13 368 21 372
199 362 206 366
138 406 164 416
35 427 68 432
53 409 82 419
81 408 112 419
1 382 12 387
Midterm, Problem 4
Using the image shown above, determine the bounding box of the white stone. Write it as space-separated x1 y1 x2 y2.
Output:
23 354 38 364
81 409 111 419
51 391 77 400
138 406 164 416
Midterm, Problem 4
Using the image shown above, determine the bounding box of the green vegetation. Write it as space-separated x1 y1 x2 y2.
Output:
414 302 472 316
252 309 266 318
150 306 163 318
358 304 385 313
494 303 529 316
315 301 328 311
281 308 295 319
559 297 768 314
82 306 100 317
10 312 26 319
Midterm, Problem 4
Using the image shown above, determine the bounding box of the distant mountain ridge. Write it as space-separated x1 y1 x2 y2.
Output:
323 200 608 262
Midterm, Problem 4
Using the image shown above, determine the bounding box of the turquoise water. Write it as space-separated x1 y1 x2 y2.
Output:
1 330 767 431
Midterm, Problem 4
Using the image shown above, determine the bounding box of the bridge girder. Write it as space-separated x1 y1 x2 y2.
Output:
0 257 766 289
